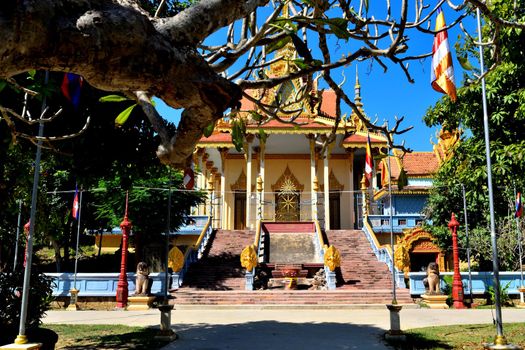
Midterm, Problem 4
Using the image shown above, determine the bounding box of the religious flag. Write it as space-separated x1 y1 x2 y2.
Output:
61 73 83 109
431 8 457 102
183 162 195 190
72 186 79 220
516 192 523 218
365 132 373 187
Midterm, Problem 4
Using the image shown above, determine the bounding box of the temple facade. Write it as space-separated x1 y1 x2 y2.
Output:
193 44 387 232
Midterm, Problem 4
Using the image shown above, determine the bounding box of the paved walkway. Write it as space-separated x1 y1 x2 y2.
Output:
43 307 525 350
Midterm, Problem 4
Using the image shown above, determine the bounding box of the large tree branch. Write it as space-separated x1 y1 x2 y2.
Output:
155 0 268 45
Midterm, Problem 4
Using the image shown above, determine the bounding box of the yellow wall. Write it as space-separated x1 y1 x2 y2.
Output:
223 156 355 229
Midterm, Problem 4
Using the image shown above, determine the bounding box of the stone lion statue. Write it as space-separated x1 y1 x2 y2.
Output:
423 262 441 295
134 262 150 295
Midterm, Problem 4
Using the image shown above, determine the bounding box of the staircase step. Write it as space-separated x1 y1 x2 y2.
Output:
174 227 414 305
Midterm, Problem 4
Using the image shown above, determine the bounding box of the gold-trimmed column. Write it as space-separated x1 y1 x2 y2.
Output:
219 148 228 230
309 135 317 221
205 160 213 216
347 149 355 228
323 146 331 230
245 135 254 229
258 137 266 220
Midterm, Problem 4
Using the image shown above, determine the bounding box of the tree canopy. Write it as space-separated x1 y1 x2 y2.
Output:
423 0 525 270
1 0 524 168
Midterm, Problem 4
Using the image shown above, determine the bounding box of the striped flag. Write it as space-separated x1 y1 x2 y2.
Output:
61 73 83 109
183 161 195 190
365 133 373 187
516 192 522 218
72 186 80 220
431 8 457 102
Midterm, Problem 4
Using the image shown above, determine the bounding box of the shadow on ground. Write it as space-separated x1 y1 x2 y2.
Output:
160 321 395 350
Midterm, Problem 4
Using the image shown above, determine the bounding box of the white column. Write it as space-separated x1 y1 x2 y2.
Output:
323 150 330 230
219 148 228 230
310 137 317 221
260 142 266 220
348 151 355 228
246 145 253 229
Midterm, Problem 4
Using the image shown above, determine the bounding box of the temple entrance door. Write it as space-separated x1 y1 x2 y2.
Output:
234 192 246 230
410 252 438 272
275 191 300 221
329 193 341 229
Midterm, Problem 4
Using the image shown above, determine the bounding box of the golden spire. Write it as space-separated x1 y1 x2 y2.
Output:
355 65 363 110
283 2 289 18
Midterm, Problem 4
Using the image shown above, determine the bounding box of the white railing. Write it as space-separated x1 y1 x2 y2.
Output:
362 217 406 288
172 216 213 288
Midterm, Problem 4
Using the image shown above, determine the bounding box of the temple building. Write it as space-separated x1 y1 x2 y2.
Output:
193 43 388 232
186 40 462 282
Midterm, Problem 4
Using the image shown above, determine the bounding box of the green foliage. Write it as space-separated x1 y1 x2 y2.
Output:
488 281 513 306
114 104 138 126
423 0 525 270
0 269 54 330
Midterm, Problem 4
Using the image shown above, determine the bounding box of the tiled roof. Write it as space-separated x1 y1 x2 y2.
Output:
381 152 439 180
319 90 337 117
342 132 387 147
246 117 329 129
198 132 233 144
401 152 439 176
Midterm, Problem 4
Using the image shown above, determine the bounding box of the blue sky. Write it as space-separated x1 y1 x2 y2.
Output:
156 5 474 152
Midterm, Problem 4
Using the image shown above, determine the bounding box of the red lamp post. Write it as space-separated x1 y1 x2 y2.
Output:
116 192 132 309
448 213 465 309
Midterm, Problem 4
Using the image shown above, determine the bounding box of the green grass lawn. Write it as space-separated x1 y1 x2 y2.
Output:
388 323 525 349
46 324 171 349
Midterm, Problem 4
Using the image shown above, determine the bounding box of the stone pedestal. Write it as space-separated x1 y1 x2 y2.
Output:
421 294 449 309
67 288 79 311
517 287 525 309
0 343 42 350
155 304 177 341
385 304 405 341
127 295 156 311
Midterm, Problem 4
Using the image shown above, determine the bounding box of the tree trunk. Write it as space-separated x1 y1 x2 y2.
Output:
50 236 62 272
0 0 257 168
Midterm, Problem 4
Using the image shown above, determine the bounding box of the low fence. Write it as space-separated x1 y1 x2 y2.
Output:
46 272 169 297
409 271 525 296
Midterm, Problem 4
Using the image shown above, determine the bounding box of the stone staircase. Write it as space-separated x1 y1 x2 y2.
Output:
172 226 414 305
172 289 410 306
325 229 413 303
177 229 254 290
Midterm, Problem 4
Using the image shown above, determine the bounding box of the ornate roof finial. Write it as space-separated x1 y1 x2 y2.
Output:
355 65 363 109
283 2 289 18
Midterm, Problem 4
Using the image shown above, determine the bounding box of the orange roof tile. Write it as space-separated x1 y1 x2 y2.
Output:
198 132 233 144
342 132 387 147
401 152 439 176
246 117 330 129
319 90 337 118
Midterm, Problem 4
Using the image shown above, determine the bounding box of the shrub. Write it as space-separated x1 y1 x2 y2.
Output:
487 281 513 306
0 267 55 332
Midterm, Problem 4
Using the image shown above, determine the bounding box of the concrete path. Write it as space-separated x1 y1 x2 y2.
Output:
43 308 525 350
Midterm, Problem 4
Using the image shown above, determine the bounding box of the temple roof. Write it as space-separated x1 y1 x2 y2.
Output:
198 132 234 147
341 131 387 149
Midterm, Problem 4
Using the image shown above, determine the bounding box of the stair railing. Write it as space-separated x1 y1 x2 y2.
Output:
314 219 336 289
243 220 263 290
172 216 213 288
362 217 406 288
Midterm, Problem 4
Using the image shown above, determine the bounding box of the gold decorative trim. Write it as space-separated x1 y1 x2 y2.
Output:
324 245 341 272
168 246 184 273
240 245 258 271
271 165 304 192
231 169 247 191
320 170 344 191
394 228 443 275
